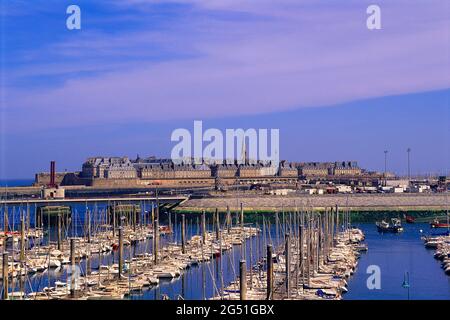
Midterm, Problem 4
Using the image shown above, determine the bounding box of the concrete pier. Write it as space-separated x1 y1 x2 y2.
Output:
178 193 450 212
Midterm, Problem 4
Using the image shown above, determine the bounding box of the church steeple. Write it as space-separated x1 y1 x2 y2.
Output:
241 138 248 164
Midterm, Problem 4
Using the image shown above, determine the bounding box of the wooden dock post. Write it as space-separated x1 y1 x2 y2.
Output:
201 210 206 244
2 252 8 300
285 233 290 298
267 245 273 300
151 205 154 227
118 226 124 277
239 260 247 300
57 213 62 250
35 207 40 230
215 208 220 240
70 238 76 298
181 214 186 254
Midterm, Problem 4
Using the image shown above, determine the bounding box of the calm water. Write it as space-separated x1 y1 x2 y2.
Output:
345 223 450 300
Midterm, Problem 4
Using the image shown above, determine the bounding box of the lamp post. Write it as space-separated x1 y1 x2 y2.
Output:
407 148 411 191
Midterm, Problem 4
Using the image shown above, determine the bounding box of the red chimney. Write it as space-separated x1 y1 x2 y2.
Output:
50 161 56 187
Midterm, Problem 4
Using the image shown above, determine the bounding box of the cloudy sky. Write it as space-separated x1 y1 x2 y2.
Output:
0 0 449 179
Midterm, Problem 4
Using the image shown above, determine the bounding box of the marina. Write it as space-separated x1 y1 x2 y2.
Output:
1 196 450 300
0 200 365 300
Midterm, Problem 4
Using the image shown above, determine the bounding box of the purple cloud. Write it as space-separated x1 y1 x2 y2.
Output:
2 0 449 133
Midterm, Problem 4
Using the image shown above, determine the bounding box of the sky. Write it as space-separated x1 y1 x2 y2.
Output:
0 0 449 179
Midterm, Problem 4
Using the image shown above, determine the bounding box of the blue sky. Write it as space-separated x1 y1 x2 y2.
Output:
0 0 449 179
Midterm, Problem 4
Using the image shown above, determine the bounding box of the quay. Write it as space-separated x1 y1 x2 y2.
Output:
179 193 450 212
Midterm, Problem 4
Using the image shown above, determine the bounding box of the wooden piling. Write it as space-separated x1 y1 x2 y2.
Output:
35 209 40 230
215 208 220 240
2 252 8 300
57 213 62 250
201 210 206 244
266 245 273 300
239 260 247 300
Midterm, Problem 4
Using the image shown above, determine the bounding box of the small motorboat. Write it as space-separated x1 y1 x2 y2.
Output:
354 243 368 252
430 219 450 229
376 218 404 233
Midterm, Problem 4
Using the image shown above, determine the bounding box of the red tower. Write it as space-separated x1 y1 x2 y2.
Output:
49 160 56 187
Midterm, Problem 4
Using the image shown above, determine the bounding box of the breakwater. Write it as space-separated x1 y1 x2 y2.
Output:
178 193 449 212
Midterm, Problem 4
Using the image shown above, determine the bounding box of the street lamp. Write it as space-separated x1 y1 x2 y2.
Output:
407 148 411 190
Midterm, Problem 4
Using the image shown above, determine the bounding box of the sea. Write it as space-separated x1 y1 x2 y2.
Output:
0 179 34 187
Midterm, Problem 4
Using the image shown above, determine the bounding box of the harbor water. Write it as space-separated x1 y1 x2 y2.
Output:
345 223 450 300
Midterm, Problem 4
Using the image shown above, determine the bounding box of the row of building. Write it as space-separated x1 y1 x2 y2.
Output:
34 156 383 188
79 156 364 180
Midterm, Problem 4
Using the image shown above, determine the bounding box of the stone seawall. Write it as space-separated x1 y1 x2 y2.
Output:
179 193 449 212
